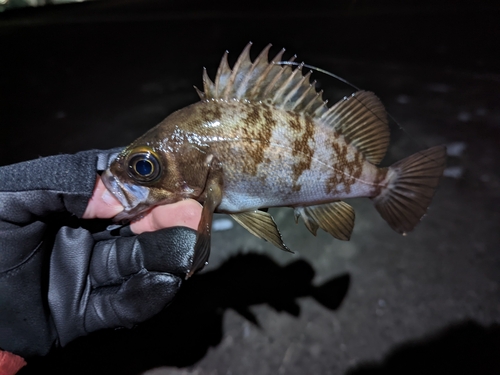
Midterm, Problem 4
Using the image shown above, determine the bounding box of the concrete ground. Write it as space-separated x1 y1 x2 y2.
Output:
1 1 499 374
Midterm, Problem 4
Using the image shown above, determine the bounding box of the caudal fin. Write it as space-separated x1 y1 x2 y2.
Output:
373 145 447 234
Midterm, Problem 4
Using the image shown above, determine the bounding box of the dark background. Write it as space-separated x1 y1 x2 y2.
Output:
1 1 499 374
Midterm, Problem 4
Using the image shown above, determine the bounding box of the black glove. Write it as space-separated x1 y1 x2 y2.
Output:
0 149 196 358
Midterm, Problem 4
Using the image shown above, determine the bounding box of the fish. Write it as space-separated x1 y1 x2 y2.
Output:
101 43 447 278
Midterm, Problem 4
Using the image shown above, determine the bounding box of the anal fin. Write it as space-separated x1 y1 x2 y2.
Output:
230 211 292 253
294 201 355 241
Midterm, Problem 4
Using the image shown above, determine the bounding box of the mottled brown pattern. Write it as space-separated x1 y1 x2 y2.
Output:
239 103 275 175
290 113 315 191
327 138 364 195
370 167 389 198
289 113 302 132
199 100 222 124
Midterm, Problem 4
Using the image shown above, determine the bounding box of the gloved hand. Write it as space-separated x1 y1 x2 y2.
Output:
0 149 201 359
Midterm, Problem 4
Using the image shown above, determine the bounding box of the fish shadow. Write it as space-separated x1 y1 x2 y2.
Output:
21 253 350 374
347 320 500 375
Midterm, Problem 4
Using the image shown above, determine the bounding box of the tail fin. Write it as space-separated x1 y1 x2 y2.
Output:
373 145 447 234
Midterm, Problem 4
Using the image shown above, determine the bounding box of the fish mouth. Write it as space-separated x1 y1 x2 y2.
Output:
101 169 151 222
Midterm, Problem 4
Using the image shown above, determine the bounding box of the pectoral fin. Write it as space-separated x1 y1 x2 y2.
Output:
187 157 223 279
294 201 355 241
230 211 292 253
187 182 222 279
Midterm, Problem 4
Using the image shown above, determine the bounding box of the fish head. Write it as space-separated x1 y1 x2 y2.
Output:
102 121 211 222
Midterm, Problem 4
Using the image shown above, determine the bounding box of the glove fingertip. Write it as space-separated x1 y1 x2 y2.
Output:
85 273 183 332
140 227 197 275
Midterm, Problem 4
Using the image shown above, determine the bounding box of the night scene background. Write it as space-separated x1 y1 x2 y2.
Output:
1 0 499 374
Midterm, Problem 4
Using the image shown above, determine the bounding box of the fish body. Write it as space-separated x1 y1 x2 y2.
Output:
102 43 446 277
123 100 380 211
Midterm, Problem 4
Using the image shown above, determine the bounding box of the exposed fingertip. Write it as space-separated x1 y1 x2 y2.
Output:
130 199 202 234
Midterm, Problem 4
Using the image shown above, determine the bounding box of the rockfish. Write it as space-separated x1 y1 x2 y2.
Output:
102 43 447 278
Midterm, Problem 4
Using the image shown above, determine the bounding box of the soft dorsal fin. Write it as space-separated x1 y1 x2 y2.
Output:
321 91 390 165
198 43 390 165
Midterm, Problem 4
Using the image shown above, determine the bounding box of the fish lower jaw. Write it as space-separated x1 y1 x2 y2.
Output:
100 169 153 221
100 169 133 210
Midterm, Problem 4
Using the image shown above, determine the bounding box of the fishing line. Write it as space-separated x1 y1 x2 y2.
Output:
275 60 438 163
277 61 363 92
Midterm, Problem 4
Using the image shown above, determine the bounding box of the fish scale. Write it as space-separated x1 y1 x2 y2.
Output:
179 100 376 210
102 43 447 278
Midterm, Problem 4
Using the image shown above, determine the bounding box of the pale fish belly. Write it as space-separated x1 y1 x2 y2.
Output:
216 115 382 213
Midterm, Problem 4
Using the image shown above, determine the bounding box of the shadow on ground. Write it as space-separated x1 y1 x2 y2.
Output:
20 253 350 374
348 320 500 375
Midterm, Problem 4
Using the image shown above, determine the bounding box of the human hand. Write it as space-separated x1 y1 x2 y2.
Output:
0 149 202 360
83 175 202 234
49 166 204 353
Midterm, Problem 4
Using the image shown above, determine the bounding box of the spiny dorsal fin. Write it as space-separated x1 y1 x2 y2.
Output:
198 42 328 119
198 43 390 164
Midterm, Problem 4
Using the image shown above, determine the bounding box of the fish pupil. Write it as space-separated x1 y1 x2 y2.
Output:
127 152 160 182
135 159 153 176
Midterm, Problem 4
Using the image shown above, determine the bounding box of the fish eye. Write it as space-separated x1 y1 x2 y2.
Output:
128 152 161 182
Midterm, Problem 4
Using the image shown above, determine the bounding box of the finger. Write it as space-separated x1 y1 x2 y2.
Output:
82 175 124 219
130 199 202 234
139 227 197 274
85 273 182 331
0 350 26 374
90 227 196 286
